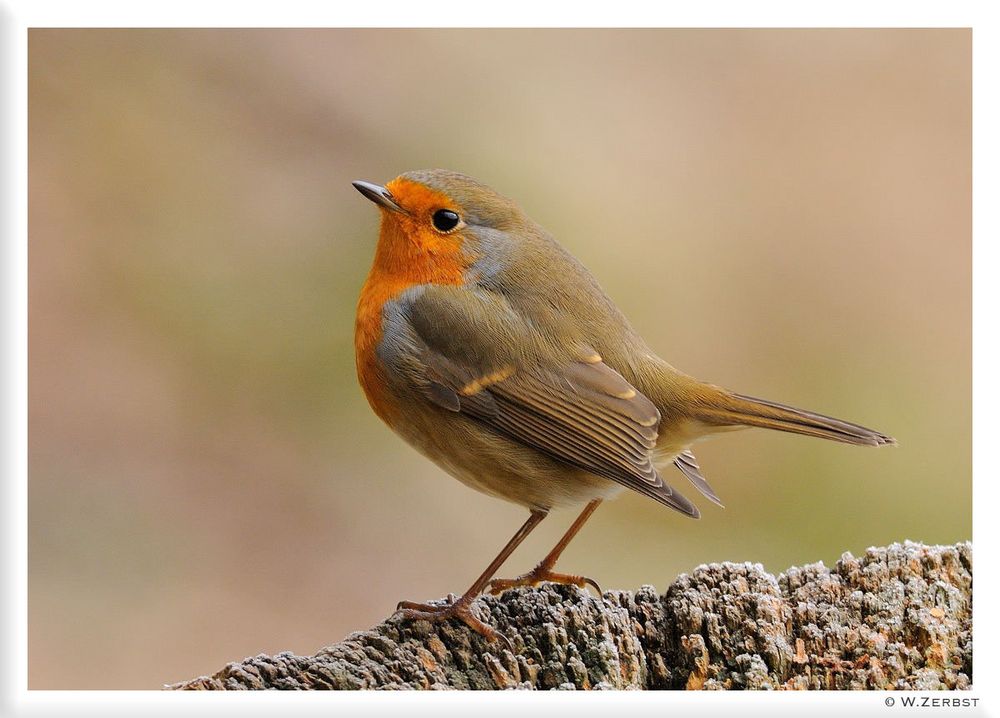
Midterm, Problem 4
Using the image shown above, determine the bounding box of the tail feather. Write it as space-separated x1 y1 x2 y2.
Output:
693 389 896 447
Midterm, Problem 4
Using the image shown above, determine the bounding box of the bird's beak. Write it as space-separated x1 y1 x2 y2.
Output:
352 180 406 214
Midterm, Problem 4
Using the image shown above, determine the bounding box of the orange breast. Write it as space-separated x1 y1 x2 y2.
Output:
355 208 470 425
355 274 413 425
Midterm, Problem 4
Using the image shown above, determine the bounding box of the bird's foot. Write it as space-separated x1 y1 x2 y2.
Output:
393 595 513 651
488 563 602 597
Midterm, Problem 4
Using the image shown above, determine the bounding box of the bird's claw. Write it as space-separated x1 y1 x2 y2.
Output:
392 597 514 651
395 594 457 612
488 566 603 597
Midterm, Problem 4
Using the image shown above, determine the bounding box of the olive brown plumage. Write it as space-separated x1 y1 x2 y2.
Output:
354 169 894 644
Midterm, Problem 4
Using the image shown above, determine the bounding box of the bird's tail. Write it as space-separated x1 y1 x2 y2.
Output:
689 387 896 447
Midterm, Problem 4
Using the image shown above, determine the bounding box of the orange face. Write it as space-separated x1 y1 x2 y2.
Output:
361 176 473 306
383 177 469 247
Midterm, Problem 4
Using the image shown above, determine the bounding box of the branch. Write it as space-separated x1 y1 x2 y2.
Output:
168 541 971 690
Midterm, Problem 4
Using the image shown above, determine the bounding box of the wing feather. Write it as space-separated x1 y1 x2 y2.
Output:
673 450 724 507
392 285 702 518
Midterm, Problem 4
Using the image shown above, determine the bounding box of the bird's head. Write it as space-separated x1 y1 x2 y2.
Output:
353 170 527 276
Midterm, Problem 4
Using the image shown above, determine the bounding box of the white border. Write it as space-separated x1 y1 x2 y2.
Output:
3 0 29 713
4 2 993 717
0 0 984 29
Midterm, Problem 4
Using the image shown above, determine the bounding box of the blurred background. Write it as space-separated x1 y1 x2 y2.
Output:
28 29 970 689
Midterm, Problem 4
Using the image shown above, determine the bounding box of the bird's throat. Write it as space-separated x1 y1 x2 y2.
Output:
354 218 469 424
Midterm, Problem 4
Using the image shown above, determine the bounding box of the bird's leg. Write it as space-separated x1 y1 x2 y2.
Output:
393 508 548 648
488 499 603 596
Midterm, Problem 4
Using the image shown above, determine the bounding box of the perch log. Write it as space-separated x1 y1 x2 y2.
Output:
169 541 971 690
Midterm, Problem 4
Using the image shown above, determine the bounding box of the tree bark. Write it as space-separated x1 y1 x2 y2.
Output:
169 540 971 690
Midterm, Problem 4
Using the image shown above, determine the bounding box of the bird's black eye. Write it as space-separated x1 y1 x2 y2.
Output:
432 209 461 233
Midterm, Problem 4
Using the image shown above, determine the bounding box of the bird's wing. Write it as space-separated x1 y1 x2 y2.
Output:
673 450 723 507
385 284 700 517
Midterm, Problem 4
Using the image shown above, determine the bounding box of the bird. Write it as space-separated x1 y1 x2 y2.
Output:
352 169 895 646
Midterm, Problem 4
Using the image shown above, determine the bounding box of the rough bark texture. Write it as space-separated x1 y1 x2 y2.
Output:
169 541 971 691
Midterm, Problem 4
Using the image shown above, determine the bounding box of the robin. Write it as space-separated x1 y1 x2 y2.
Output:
353 169 894 646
